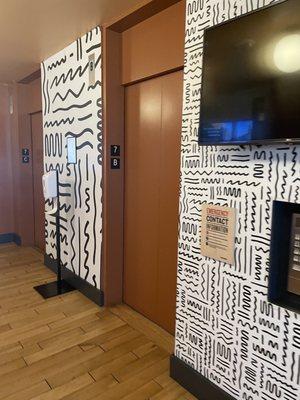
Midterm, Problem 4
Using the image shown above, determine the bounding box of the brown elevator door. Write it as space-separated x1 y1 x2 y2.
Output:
124 70 183 334
31 112 45 251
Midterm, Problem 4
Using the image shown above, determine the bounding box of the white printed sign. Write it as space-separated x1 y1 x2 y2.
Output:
201 204 236 265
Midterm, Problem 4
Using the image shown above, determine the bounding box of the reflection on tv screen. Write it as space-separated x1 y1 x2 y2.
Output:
202 120 253 143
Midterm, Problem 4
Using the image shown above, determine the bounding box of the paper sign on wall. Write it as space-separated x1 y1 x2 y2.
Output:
201 204 236 265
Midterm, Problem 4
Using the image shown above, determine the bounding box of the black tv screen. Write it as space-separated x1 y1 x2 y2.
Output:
199 0 300 145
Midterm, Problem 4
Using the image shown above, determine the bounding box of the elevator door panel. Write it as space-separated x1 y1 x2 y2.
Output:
31 112 45 251
124 70 183 334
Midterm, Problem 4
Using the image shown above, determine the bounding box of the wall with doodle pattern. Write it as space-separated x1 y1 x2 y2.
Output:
175 1 300 399
41 27 102 289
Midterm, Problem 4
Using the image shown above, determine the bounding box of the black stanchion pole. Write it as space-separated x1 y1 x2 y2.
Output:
56 170 62 286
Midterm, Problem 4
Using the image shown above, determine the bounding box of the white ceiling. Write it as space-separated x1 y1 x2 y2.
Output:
0 0 145 83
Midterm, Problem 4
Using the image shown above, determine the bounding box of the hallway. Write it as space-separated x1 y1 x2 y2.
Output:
0 244 194 400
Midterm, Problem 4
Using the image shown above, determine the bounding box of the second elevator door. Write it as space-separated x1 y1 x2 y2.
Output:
31 112 45 251
124 70 183 334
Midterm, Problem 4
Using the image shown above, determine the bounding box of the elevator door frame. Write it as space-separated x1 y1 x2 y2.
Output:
101 0 185 308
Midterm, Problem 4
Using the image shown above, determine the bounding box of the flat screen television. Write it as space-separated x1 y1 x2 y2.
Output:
199 0 300 145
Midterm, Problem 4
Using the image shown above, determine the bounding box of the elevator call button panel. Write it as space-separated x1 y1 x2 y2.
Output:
290 214 300 271
288 213 300 296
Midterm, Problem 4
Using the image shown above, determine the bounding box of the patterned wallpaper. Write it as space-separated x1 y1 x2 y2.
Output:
175 1 300 399
41 27 102 289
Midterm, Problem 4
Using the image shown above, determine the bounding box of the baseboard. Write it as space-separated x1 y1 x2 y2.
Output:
0 233 14 244
44 254 104 306
170 355 235 400
63 268 104 306
0 233 22 246
13 233 22 246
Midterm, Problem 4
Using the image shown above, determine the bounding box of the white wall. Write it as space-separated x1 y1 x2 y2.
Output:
42 27 103 289
175 1 300 399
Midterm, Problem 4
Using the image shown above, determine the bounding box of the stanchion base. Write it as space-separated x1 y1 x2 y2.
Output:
34 280 76 299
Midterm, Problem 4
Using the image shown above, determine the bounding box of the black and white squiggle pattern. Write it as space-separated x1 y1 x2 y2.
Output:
175 1 300 399
42 27 102 289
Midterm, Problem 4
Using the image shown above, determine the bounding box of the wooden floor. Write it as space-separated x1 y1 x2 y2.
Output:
0 243 195 400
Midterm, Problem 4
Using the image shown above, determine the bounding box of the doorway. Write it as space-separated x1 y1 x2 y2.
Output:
30 111 45 251
123 70 183 334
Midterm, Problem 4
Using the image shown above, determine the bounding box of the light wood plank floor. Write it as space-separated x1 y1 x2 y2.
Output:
0 243 195 400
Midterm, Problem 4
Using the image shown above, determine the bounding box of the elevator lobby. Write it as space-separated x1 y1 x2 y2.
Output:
0 1 300 400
